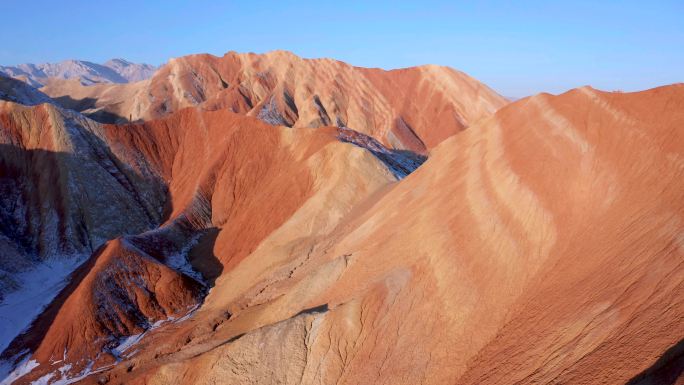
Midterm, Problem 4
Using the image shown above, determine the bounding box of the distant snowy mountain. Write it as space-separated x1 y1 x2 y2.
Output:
0 59 156 87
103 58 157 82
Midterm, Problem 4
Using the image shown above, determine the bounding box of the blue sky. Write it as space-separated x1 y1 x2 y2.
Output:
2 1 682 97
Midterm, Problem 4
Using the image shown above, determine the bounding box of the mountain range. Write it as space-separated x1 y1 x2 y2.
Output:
0 51 682 385
0 59 156 87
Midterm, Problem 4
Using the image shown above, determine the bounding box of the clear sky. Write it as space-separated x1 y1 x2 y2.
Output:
2 1 682 97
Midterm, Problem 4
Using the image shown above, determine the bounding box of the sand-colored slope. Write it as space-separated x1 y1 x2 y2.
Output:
41 50 507 152
89 84 684 385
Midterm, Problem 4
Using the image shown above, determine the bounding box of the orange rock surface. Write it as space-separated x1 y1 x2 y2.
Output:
1 55 682 385
40 50 507 152
95 85 683 385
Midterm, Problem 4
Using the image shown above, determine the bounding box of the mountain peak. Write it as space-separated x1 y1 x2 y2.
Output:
105 58 132 65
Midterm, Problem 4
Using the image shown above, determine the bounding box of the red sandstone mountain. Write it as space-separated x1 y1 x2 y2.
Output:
0 52 682 385
0 100 399 383
40 50 507 153
66 84 678 385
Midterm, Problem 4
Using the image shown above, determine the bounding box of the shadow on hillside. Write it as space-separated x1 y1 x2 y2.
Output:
0 133 166 260
626 337 684 385
188 228 223 286
0 138 163 360
0 243 104 361
52 95 126 124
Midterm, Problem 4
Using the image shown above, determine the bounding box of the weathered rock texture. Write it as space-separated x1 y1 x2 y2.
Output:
40 50 507 152
0 101 165 291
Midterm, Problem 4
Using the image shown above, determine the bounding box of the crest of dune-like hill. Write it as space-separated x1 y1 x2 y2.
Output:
40 50 508 153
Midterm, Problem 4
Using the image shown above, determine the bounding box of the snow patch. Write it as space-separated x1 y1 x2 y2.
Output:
171 304 200 323
0 355 38 385
30 361 95 385
110 333 144 360
257 97 288 126
109 303 199 361
165 234 204 283
0 256 86 355
336 126 426 179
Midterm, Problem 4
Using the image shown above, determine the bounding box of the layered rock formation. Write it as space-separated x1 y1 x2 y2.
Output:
40 50 507 152
0 100 169 359
0 100 164 286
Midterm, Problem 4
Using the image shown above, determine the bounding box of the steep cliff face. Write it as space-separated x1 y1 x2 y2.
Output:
40 50 507 152
75 85 683 385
